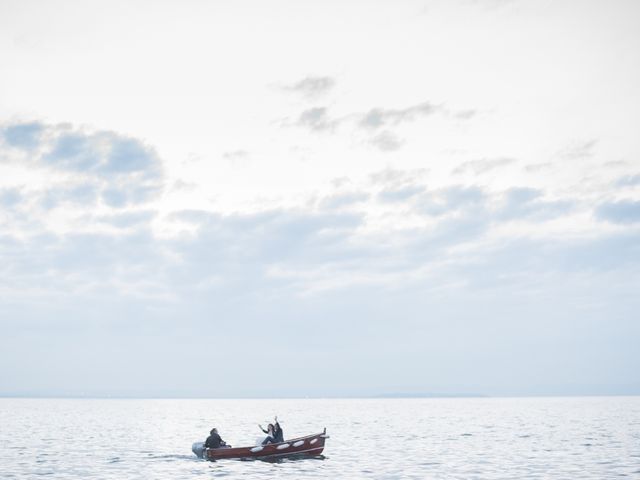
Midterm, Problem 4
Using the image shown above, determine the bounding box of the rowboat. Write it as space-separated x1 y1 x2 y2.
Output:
192 429 329 460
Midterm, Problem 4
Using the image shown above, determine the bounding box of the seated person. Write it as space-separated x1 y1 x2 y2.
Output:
259 423 275 445
259 416 284 444
205 428 228 449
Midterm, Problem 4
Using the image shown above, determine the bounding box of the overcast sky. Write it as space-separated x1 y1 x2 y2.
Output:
1 0 639 397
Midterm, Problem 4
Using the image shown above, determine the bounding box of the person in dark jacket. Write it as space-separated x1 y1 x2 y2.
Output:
205 428 227 449
273 417 284 443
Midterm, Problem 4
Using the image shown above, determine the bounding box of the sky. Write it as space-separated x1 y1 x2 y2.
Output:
0 0 639 398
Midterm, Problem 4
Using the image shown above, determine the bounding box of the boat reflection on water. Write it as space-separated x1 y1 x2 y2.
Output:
252 453 327 463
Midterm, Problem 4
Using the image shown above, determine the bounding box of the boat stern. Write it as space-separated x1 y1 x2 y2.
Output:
192 441 205 458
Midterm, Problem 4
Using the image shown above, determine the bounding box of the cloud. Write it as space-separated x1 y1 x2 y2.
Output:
559 139 597 160
40 184 98 209
0 184 629 304
472 230 640 283
418 185 487 216
44 132 100 170
416 185 573 223
223 150 249 161
2 122 44 149
101 184 160 208
499 187 574 221
0 187 23 207
44 130 161 179
615 174 640 187
605 160 629 168
422 208 489 248
170 179 197 192
378 185 425 202
358 101 476 130
288 99 475 150
223 150 252 169
289 99 475 145
103 136 159 176
294 107 338 132
525 162 553 172
452 109 477 120
359 102 441 129
163 208 367 298
369 168 428 186
595 200 640 224
95 210 156 229
320 192 370 209
282 76 336 98
504 187 541 204
0 121 164 211
0 228 164 300
453 157 516 175
369 131 403 152
2 173 639 397
443 185 486 206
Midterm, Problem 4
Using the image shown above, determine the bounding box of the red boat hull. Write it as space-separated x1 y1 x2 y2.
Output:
204 430 328 461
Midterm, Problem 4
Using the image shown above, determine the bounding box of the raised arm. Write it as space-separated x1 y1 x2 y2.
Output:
258 424 268 434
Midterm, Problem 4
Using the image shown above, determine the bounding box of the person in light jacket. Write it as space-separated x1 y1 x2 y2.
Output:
259 417 284 444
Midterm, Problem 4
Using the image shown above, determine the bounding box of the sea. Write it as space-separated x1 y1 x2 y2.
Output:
1 397 639 479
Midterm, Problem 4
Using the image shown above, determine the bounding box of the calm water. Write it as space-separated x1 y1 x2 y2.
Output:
1 397 639 479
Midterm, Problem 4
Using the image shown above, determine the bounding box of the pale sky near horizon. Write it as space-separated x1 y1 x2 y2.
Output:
1 0 639 397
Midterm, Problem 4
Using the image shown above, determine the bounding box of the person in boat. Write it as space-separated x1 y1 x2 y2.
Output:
259 423 275 444
273 417 284 443
259 416 284 444
205 428 227 449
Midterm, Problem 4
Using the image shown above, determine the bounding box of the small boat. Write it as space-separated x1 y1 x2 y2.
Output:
192 429 329 460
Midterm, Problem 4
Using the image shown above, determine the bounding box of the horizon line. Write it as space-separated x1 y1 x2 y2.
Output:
2 393 639 400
